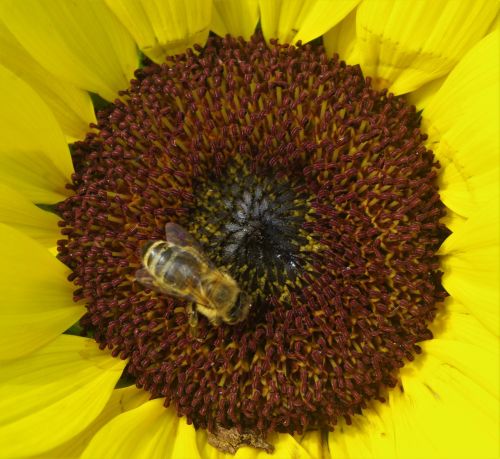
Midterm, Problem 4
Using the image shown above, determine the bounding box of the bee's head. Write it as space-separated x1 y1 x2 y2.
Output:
225 291 252 325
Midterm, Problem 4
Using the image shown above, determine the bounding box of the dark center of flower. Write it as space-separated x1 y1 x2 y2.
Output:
57 34 448 443
191 167 314 303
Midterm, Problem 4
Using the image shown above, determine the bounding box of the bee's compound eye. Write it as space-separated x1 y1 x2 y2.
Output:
214 286 231 304
140 241 154 258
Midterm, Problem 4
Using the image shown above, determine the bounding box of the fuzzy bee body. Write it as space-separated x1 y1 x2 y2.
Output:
136 223 252 328
142 241 204 296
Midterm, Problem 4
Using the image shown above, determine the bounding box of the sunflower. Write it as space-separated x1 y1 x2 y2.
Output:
0 0 498 458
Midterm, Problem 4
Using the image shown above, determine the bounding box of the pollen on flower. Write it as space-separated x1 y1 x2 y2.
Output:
57 34 448 445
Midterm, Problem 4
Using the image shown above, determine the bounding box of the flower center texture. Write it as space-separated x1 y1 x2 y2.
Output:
57 34 448 444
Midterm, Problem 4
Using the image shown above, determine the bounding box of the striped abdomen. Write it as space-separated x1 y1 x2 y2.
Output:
141 240 204 291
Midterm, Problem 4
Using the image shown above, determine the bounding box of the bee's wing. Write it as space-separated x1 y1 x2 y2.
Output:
136 267 200 302
164 222 214 267
164 222 201 249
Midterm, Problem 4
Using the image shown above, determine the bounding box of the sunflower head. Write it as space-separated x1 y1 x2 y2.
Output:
56 33 448 444
0 1 497 458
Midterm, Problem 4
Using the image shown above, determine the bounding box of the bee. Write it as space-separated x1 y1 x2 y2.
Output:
136 222 252 330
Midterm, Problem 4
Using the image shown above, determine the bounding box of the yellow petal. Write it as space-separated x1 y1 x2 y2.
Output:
211 0 259 40
420 338 498 402
0 19 95 142
393 376 486 459
0 183 60 247
422 30 499 217
400 342 499 459
328 405 397 459
82 399 201 459
438 206 466 234
194 430 225 459
259 0 360 45
106 0 212 63
441 252 499 337
488 10 499 33
0 63 72 199
438 159 498 218
296 430 330 459
234 433 313 459
405 75 446 112
323 8 359 64
0 335 126 459
0 224 85 360
423 298 499 415
0 149 71 204
0 0 138 101
438 194 499 335
355 0 498 94
429 297 498 350
439 197 499 256
31 385 150 459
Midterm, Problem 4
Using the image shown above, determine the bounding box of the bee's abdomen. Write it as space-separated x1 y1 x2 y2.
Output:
142 241 173 276
140 240 155 258
143 241 203 288
162 248 202 288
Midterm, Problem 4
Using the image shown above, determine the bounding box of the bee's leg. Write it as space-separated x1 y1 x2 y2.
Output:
187 303 204 341
187 303 199 328
210 316 222 327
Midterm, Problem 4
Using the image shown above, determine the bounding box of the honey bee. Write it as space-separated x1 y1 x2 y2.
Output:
136 222 252 329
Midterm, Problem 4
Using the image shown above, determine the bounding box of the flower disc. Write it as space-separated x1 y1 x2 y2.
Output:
58 34 448 436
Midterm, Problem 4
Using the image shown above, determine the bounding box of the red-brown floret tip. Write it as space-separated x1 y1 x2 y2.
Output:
57 34 448 436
